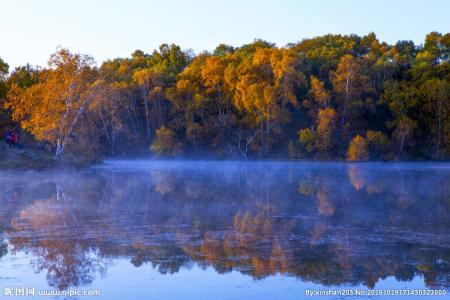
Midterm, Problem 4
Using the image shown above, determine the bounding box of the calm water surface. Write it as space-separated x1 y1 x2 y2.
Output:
0 161 449 299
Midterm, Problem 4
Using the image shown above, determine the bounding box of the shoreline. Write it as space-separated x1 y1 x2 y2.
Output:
1 142 449 171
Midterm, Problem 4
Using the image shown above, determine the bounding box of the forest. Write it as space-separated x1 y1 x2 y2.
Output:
0 32 449 162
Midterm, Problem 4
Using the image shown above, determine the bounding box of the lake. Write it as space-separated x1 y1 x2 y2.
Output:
0 161 449 299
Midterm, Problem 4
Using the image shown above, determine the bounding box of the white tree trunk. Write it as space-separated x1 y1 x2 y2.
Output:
55 139 64 160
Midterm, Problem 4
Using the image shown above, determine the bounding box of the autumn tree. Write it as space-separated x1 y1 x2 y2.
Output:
166 54 224 153
1 33 449 161
392 117 415 158
133 68 161 141
0 57 8 97
420 79 450 158
381 81 418 158
150 127 181 157
347 135 369 161
316 108 337 158
88 81 134 155
331 54 371 128
0 57 10 130
298 128 316 155
5 49 98 159
310 76 330 108
234 47 304 156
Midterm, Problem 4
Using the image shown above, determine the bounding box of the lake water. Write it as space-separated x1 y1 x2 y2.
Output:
0 161 449 299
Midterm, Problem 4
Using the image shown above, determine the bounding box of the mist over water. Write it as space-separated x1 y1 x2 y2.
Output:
0 161 450 299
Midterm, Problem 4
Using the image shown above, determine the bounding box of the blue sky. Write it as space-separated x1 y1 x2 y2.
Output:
2 0 449 69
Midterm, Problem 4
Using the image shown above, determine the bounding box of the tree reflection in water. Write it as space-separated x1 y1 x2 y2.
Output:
0 162 449 290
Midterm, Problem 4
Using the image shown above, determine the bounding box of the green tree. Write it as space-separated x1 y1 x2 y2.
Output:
0 58 10 130
420 79 450 158
381 81 419 158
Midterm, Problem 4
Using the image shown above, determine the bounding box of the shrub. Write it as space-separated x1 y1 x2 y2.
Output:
150 127 181 157
298 128 316 153
347 134 369 161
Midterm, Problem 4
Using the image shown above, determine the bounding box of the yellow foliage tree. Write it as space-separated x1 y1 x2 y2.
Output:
150 127 181 157
233 48 304 156
331 54 371 128
347 135 369 161
316 108 336 157
310 76 330 107
5 48 97 159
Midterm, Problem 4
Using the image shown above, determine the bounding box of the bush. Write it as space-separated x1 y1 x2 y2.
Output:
298 128 316 153
347 135 369 161
150 127 181 157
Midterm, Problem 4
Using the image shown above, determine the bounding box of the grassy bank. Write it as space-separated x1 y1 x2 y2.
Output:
0 141 55 169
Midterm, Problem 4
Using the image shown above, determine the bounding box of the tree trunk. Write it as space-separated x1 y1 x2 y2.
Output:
55 139 64 160
144 97 151 141
55 102 88 160
266 115 269 157
341 71 350 128
260 120 264 157
110 121 116 156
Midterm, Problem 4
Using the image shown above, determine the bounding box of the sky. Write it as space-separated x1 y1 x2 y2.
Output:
1 0 449 70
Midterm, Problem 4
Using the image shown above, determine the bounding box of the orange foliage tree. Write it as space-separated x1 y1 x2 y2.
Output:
5 49 97 159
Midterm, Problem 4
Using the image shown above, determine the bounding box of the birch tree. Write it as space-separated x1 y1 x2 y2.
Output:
331 54 370 128
5 49 97 160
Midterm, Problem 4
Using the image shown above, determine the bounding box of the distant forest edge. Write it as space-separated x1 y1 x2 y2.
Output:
0 32 449 162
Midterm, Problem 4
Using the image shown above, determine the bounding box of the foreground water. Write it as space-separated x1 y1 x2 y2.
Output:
0 161 449 299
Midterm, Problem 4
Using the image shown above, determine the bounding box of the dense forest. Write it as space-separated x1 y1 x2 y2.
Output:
0 32 449 162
